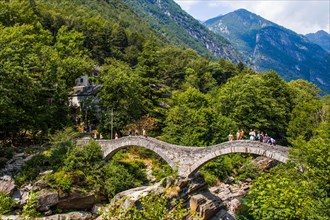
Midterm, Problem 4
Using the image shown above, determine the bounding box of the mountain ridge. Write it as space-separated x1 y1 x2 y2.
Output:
122 0 244 63
204 9 330 94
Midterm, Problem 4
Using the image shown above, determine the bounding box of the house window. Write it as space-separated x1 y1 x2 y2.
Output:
80 78 84 83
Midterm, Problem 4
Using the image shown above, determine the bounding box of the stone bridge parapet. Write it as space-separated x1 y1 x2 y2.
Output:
77 136 289 178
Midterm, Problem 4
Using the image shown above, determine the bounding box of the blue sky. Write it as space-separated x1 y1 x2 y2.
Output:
173 0 330 34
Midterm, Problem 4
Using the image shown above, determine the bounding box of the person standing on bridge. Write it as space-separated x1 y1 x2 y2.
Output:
236 130 241 140
240 128 245 140
142 128 147 138
115 132 118 139
228 132 234 141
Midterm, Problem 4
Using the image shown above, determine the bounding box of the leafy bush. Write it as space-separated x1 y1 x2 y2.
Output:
103 162 145 198
152 164 174 182
236 162 261 181
15 145 68 185
49 127 81 146
0 192 14 215
118 160 148 184
22 191 40 218
200 154 257 186
103 192 187 220
62 140 103 172
44 170 82 191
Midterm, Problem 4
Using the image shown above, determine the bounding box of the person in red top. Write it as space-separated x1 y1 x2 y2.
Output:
115 132 119 139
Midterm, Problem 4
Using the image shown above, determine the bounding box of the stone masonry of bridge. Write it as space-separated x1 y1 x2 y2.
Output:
77 136 289 178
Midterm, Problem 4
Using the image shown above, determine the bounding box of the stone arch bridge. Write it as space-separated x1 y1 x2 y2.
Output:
77 136 289 178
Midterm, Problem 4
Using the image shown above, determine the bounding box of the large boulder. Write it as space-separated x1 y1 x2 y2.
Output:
38 189 59 212
190 191 225 220
0 175 15 195
56 188 105 210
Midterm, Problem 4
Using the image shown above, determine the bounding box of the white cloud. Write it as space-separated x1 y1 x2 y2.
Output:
174 0 330 34
174 0 200 10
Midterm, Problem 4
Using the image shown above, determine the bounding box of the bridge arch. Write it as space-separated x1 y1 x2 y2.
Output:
186 141 289 177
101 139 176 169
77 137 289 178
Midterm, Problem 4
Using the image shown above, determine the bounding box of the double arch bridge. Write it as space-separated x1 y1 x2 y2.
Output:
77 136 289 178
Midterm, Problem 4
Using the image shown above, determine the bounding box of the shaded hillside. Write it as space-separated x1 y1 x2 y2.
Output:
204 9 330 94
122 0 244 62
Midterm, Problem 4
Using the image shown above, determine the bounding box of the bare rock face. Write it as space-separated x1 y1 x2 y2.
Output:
190 191 225 220
226 198 241 213
0 175 15 195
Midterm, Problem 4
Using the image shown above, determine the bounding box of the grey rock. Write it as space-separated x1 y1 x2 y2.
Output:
0 215 21 220
0 175 15 195
190 191 225 220
37 189 59 212
35 211 93 220
56 189 105 210
39 170 53 176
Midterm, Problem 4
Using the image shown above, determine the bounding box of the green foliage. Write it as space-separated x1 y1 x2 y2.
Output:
15 143 68 185
246 107 330 219
103 192 187 220
99 59 145 132
0 192 14 215
22 191 40 218
103 162 145 198
152 163 174 182
201 154 257 186
62 140 103 172
130 193 186 220
44 171 75 191
287 99 322 142
287 80 324 142
214 71 292 143
49 127 81 146
162 87 237 146
246 166 313 219
0 1 94 140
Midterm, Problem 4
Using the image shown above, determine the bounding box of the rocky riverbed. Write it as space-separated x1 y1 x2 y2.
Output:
0 154 275 219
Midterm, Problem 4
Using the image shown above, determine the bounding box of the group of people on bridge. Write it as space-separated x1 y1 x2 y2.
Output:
228 129 276 145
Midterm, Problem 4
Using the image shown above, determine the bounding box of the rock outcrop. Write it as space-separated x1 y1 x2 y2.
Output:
0 175 15 195
0 153 34 177
96 172 235 220
35 211 93 220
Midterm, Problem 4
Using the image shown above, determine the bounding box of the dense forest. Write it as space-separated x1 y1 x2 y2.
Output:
0 0 329 219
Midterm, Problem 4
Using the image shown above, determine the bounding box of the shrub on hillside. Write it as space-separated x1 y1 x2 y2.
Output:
0 192 14 215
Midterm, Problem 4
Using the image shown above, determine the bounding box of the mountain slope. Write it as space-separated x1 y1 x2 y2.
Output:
306 30 330 52
122 0 243 63
204 9 330 94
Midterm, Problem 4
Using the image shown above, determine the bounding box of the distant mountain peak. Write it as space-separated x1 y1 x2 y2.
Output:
305 30 330 52
204 9 330 94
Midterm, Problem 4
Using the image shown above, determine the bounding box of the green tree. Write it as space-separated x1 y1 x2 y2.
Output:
214 71 292 143
161 87 236 146
287 80 323 142
161 88 212 146
0 0 36 26
98 59 145 133
246 109 330 219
